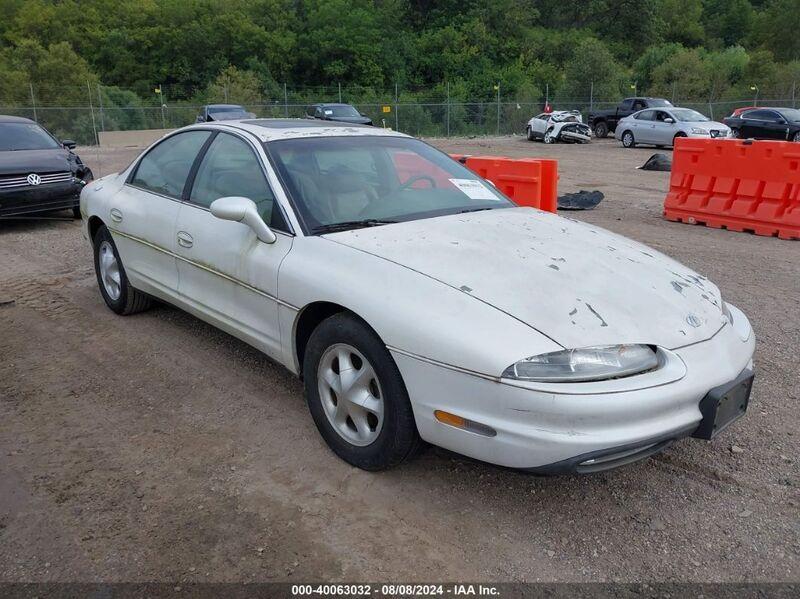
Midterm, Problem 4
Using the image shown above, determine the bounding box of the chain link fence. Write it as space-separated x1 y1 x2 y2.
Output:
2 82 798 145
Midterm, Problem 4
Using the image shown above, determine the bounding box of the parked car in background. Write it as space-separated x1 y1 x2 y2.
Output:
588 97 672 138
526 110 591 144
0 115 92 218
723 107 800 141
81 118 754 474
615 107 730 148
306 103 373 126
728 106 757 118
196 104 255 123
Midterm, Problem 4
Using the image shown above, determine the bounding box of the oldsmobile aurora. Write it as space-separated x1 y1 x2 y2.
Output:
81 120 755 473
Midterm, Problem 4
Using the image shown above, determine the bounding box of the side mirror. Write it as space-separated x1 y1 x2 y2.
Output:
62 139 77 149
664 118 675 124
210 196 277 244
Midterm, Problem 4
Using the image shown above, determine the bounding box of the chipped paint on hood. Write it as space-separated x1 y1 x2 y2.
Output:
327 207 726 350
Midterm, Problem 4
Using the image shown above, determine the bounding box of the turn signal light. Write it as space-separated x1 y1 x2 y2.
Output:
434 410 497 437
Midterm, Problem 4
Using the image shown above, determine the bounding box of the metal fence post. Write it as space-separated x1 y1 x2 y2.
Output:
589 81 594 113
284 83 288 117
394 83 398 131
446 81 450 137
97 84 105 132
496 83 500 135
338 82 342 103
29 83 37 122
87 81 99 145
158 84 166 129
793 81 797 108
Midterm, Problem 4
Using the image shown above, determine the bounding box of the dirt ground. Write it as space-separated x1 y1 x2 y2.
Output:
1 135 798 583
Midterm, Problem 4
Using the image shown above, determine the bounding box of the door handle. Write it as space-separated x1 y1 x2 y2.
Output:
110 208 123 222
177 231 193 248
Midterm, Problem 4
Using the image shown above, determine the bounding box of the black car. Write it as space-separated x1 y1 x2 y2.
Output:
723 107 800 142
196 104 256 123
305 103 373 126
0 116 93 219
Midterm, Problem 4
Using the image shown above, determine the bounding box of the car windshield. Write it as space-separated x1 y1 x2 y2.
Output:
0 122 61 151
208 106 246 114
324 106 360 117
777 108 800 122
649 99 673 107
267 136 514 233
671 109 710 122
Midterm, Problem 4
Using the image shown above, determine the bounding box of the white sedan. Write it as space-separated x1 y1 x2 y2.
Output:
81 120 755 473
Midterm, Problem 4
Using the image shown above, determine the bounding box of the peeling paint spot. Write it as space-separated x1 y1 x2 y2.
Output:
641 251 654 258
585 302 608 327
569 308 578 316
459 285 473 293
548 264 560 271
551 257 566 262
671 281 687 294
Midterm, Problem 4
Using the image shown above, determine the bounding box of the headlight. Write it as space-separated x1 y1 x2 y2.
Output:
502 344 659 382
691 128 709 135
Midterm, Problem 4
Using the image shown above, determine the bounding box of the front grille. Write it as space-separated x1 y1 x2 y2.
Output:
0 171 74 190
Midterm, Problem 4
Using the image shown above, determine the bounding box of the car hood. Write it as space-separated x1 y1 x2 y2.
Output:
327 208 725 350
688 121 728 130
0 148 73 176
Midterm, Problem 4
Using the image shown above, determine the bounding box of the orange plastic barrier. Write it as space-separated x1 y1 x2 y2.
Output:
461 155 558 213
664 138 800 240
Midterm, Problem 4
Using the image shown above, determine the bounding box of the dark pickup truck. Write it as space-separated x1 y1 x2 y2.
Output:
588 97 673 138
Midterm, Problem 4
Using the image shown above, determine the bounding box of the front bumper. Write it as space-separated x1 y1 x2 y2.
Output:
0 179 84 217
393 311 755 473
559 130 592 144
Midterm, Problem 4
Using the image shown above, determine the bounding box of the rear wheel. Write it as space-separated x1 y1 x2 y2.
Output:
93 225 153 315
621 130 636 148
303 312 422 470
594 121 609 138
526 126 535 141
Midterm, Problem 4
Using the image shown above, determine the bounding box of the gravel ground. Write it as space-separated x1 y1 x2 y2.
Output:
0 135 798 583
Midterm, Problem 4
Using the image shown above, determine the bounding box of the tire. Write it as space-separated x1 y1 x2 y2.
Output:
526 126 535 141
72 205 81 219
303 312 422 470
793 131 800 142
593 121 609 138
621 130 635 148
93 225 153 315
730 128 740 139
673 132 687 147
544 128 556 144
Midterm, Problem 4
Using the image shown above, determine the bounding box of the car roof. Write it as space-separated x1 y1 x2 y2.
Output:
187 118 409 142
313 103 356 108
205 104 247 110
0 115 36 124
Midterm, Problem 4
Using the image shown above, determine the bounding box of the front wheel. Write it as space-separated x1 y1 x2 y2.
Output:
793 131 800 142
303 312 422 470
621 130 635 148
93 225 153 315
544 128 556 144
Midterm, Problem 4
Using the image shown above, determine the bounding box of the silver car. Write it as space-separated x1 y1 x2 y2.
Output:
615 107 731 148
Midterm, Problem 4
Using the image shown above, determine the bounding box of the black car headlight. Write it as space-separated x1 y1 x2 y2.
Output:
501 344 659 382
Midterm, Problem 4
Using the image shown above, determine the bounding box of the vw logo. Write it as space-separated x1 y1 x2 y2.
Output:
26 173 41 186
686 313 703 328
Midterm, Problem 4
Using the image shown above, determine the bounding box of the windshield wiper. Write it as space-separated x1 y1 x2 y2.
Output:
459 207 495 214
312 219 398 234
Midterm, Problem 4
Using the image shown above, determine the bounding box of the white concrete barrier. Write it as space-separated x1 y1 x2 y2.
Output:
99 128 176 148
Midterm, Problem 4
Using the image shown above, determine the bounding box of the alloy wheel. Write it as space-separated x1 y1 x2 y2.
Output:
98 240 121 301
317 343 384 446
